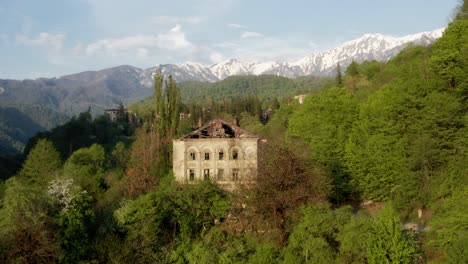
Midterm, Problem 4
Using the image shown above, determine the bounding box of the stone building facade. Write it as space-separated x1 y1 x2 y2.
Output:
104 108 137 123
173 119 263 190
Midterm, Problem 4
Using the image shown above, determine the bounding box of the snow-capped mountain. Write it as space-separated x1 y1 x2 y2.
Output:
138 28 444 84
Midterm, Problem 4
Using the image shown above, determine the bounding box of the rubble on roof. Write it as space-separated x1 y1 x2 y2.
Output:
180 119 258 139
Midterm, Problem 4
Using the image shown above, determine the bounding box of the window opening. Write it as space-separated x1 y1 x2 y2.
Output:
189 152 196 160
232 169 239 181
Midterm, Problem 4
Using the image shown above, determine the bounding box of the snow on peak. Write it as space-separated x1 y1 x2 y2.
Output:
139 28 444 84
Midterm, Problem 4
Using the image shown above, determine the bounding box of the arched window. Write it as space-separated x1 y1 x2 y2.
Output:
187 147 200 161
218 149 225 160
201 147 213 161
231 149 239 160
189 152 196 160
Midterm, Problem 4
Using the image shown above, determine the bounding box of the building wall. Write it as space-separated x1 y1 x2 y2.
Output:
173 138 259 188
105 110 118 122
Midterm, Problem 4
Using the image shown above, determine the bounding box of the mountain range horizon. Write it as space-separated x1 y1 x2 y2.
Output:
3 28 444 83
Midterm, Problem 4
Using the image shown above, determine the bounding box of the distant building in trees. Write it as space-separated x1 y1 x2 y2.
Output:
294 94 307 104
104 108 137 123
173 119 265 190
104 109 120 122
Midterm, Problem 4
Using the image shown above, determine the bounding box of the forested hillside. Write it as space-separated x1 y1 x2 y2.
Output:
178 74 332 104
0 65 152 155
0 103 70 155
0 1 466 263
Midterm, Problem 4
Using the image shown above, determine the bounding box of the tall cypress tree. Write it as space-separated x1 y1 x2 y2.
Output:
152 71 181 173
336 63 344 87
166 75 180 135
154 71 166 137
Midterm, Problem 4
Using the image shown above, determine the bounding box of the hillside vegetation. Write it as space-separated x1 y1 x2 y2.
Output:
178 74 332 104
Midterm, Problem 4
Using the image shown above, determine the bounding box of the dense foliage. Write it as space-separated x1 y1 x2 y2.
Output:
23 109 136 160
178 75 332 104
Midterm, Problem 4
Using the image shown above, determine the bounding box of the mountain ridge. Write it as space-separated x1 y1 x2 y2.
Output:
140 28 444 83
1 28 443 85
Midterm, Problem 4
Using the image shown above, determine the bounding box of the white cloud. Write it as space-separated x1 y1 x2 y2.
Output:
16 32 65 51
211 42 239 49
240 31 264 38
158 25 194 50
151 16 204 25
209 51 224 63
227 23 244 29
83 25 194 56
136 48 149 59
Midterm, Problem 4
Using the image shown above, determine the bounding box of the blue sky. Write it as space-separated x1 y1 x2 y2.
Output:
0 0 459 79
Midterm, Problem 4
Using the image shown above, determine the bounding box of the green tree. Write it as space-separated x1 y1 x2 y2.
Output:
167 74 181 135
444 235 468 264
254 140 330 230
0 177 60 263
48 178 95 263
366 206 418 264
116 101 128 123
63 144 106 195
345 85 415 202
336 212 374 263
346 60 360 77
113 180 230 262
281 204 352 264
426 186 468 262
288 87 359 203
150 71 181 175
430 18 468 96
247 243 279 264
112 141 129 171
335 63 343 87
19 138 61 185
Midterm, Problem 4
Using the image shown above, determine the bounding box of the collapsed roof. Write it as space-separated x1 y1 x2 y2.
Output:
180 119 258 139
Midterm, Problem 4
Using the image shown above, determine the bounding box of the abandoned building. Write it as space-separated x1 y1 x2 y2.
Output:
104 108 137 123
173 119 264 189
